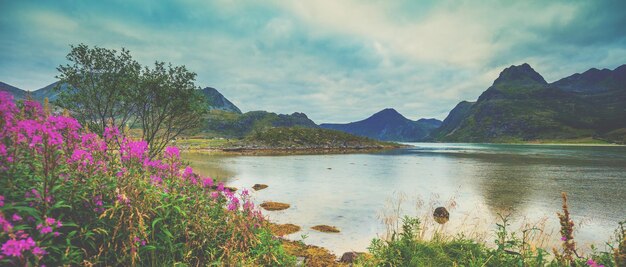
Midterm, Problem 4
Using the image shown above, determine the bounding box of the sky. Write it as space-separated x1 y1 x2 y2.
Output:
1 0 625 123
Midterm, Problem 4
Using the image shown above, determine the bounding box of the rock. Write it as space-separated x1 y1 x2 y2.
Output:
270 223 301 236
433 207 449 224
340 252 359 263
252 184 268 191
311 225 340 233
260 201 290 211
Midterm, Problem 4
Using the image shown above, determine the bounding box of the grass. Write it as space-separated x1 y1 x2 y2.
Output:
356 192 623 267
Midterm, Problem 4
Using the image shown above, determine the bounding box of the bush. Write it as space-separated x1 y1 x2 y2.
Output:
0 92 294 266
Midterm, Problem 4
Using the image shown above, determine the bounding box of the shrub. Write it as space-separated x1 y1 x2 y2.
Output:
0 92 294 266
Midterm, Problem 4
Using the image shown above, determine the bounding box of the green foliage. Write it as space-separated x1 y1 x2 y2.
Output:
0 96 293 266
56 43 141 135
137 62 208 158
203 110 318 138
360 213 620 267
55 44 208 157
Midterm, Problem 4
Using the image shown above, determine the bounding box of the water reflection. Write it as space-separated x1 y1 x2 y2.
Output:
182 144 626 254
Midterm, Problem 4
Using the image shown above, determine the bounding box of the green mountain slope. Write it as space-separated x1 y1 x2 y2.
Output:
200 87 242 113
202 110 319 138
436 63 626 143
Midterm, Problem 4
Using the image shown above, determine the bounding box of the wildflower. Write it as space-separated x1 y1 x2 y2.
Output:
586 258 605 267
210 191 219 199
45 217 56 225
32 246 47 257
120 139 148 161
164 146 180 159
183 166 193 178
561 236 567 241
39 226 52 235
0 216 13 232
104 126 120 141
217 183 224 192
53 232 60 237
11 214 21 222
0 195 4 207
202 177 213 188
1 239 22 257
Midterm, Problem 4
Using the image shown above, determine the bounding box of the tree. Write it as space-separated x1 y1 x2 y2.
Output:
137 62 207 158
56 44 207 157
56 44 141 135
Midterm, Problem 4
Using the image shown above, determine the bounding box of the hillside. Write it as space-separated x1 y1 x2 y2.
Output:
0 81 243 115
0 81 26 99
320 108 441 141
241 127 400 150
202 110 319 138
435 63 626 143
200 87 242 113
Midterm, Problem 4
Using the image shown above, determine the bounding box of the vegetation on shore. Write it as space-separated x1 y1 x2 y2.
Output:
175 127 402 153
0 93 294 266
356 193 625 267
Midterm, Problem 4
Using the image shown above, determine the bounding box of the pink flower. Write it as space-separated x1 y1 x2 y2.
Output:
39 226 52 235
183 166 193 178
202 177 214 188
120 140 148 162
164 146 180 159
0 217 13 232
32 246 47 257
217 183 224 192
11 214 21 222
104 126 120 141
1 239 22 257
561 236 567 241
44 217 56 225
53 232 60 237
0 195 4 207
210 191 219 199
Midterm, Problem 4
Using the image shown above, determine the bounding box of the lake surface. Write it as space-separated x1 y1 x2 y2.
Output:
184 143 626 255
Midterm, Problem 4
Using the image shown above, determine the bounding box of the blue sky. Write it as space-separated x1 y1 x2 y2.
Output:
1 0 625 122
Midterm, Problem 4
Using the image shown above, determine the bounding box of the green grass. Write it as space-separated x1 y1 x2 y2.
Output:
243 127 401 149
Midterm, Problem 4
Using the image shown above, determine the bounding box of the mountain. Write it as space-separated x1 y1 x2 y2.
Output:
551 65 626 94
0 82 27 99
200 87 242 114
32 82 69 102
429 101 475 139
202 110 319 138
319 108 442 141
0 81 69 102
435 63 626 143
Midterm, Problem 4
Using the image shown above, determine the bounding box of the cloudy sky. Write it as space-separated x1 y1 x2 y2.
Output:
1 0 625 122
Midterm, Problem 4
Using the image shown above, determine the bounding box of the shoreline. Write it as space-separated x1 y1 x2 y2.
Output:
181 145 407 156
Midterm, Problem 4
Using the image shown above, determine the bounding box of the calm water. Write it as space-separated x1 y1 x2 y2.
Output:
184 143 626 255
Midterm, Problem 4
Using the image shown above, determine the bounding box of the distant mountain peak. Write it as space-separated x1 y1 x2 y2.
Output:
373 108 402 116
551 63 626 93
200 87 242 114
493 63 547 86
319 108 441 142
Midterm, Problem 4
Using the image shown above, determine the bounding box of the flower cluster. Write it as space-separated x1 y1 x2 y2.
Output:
0 91 268 265
586 258 605 267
